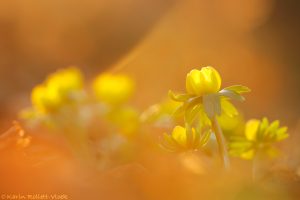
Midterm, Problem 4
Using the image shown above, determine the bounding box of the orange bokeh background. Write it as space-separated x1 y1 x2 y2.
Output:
0 0 299 199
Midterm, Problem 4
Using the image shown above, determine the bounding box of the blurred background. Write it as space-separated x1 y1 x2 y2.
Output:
0 0 299 127
0 0 299 199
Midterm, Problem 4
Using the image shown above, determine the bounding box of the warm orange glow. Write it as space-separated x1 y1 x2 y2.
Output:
0 0 299 199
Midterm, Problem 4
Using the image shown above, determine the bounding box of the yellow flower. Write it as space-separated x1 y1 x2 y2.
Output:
229 118 289 160
246 118 288 143
245 119 260 141
46 67 83 96
171 126 191 147
31 67 84 113
186 67 221 96
93 73 135 105
31 84 61 113
161 125 211 152
170 66 250 121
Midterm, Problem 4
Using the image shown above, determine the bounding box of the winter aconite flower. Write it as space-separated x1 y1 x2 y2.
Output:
168 66 250 169
229 118 289 160
186 67 221 96
93 73 135 105
31 67 84 113
161 125 211 152
169 66 250 121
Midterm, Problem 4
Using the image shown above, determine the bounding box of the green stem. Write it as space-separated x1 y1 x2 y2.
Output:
212 116 230 170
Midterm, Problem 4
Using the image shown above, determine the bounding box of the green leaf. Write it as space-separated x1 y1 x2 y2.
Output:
172 96 201 119
219 89 245 102
223 85 251 94
184 97 202 121
221 99 238 117
160 133 178 152
168 90 192 102
192 127 201 148
173 103 186 117
185 104 203 124
199 129 211 147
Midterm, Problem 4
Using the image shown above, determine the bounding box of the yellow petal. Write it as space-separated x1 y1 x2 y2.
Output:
31 85 46 111
200 66 222 94
245 119 260 141
171 126 187 147
186 69 202 95
185 67 222 96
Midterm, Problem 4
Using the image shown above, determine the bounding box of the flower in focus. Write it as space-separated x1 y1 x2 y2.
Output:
169 66 250 122
186 67 221 96
30 67 84 114
93 73 135 105
161 125 211 152
229 118 289 159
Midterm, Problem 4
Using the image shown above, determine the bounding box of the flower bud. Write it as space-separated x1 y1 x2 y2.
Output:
186 67 221 96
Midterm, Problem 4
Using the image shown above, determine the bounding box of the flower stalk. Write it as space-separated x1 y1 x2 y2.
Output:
252 148 267 182
212 116 230 170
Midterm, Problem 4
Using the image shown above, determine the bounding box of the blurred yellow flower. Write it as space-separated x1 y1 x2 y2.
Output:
46 67 83 95
31 67 84 113
107 107 140 137
229 118 289 160
93 73 135 105
161 125 211 152
186 67 221 96
31 84 61 113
